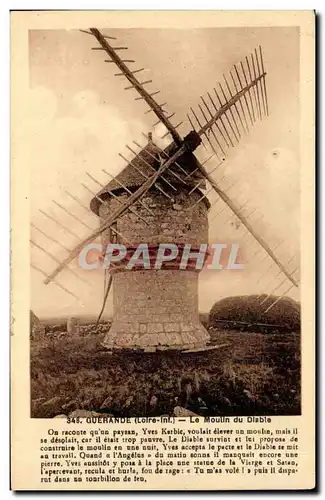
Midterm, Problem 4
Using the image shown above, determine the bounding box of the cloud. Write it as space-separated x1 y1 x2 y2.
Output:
29 87 175 215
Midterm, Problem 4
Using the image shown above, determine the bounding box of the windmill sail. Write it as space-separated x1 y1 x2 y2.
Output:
84 28 183 144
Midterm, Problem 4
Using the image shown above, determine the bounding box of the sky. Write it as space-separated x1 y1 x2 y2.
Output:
28 26 300 318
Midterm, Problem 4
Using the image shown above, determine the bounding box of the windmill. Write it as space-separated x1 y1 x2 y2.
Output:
31 28 299 351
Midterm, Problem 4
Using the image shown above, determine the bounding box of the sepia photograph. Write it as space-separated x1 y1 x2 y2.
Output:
28 23 302 420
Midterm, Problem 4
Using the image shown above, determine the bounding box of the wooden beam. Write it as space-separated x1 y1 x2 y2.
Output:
196 162 299 287
89 28 182 145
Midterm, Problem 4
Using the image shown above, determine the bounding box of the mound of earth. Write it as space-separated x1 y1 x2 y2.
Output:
209 295 300 332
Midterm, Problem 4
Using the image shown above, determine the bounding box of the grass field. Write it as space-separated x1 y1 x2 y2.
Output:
30 327 300 418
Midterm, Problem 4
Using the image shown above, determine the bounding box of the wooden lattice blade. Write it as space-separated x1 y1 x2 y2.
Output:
187 47 268 162
88 28 182 145
196 71 266 141
182 47 296 286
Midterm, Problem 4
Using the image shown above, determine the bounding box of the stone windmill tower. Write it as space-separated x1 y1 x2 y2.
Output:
89 134 211 351
33 28 299 352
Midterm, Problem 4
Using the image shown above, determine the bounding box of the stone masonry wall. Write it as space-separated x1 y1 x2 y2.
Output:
99 189 209 246
102 270 210 351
